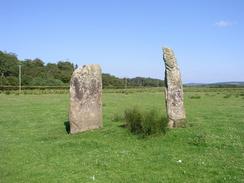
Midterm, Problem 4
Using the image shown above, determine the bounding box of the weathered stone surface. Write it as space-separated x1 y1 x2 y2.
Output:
163 48 186 128
69 64 102 134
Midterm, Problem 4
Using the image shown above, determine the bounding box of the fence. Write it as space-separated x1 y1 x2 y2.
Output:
0 85 244 95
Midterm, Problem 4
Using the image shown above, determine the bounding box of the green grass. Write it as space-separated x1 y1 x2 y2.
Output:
0 90 243 182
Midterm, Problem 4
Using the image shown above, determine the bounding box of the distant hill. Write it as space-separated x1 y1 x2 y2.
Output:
212 82 244 86
185 82 244 87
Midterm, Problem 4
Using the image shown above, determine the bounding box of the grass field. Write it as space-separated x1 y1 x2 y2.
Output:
0 89 244 182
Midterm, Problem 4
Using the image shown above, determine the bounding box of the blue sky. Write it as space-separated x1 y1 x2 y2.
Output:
0 0 243 83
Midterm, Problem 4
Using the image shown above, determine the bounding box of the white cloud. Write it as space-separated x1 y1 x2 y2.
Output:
215 20 234 28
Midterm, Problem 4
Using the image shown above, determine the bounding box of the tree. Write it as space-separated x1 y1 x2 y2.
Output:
0 51 19 85
0 50 165 87
0 51 19 76
21 58 46 83
102 73 124 88
57 61 74 83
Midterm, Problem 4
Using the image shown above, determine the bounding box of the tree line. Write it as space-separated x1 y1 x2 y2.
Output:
102 74 164 88
0 51 164 88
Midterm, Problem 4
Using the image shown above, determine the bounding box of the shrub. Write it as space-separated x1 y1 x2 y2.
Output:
124 107 167 136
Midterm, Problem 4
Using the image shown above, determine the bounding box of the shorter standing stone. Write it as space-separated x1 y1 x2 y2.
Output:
163 48 186 128
69 64 102 134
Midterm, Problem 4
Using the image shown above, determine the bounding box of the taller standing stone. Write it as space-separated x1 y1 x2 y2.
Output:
163 48 186 128
69 64 102 134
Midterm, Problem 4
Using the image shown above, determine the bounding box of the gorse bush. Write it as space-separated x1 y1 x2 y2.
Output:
124 107 168 136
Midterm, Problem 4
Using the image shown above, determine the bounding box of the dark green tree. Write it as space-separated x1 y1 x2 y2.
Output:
0 51 19 85
57 61 74 83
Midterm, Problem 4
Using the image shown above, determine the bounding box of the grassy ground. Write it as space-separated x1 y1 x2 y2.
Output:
0 89 243 182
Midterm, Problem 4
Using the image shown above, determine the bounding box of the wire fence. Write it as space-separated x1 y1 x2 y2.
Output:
0 85 165 94
0 85 162 91
0 85 243 95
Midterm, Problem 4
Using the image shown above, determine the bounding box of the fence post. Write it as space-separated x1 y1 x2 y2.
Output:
1 72 3 87
19 65 21 94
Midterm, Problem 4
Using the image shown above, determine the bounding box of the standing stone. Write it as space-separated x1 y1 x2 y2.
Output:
69 64 102 134
163 48 186 128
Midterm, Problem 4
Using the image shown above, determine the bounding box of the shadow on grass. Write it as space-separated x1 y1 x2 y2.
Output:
64 121 70 134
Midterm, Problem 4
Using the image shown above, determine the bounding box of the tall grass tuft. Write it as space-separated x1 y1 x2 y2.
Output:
111 113 124 122
189 95 201 99
223 94 231 98
239 93 244 97
124 107 143 134
124 107 168 137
